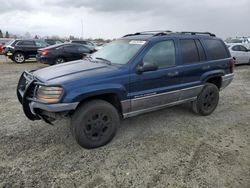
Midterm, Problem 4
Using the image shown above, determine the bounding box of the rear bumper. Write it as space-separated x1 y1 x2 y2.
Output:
221 73 234 90
17 71 78 121
36 55 54 65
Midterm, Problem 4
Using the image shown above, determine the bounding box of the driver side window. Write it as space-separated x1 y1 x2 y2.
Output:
143 40 176 68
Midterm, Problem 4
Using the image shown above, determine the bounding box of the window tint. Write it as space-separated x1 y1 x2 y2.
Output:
180 39 199 64
203 39 229 60
239 45 247 52
195 39 206 61
64 45 78 52
35 41 47 47
232 45 241 51
77 46 90 53
143 40 176 68
17 41 35 46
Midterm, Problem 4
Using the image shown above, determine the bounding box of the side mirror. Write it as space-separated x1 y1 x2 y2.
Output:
137 62 158 73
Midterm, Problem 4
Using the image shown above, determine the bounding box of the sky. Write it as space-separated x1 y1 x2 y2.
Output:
0 0 249 39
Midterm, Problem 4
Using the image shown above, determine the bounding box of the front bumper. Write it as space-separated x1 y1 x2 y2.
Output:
221 73 234 90
17 71 78 121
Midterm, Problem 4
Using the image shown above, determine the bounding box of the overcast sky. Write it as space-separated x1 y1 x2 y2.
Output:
0 0 249 39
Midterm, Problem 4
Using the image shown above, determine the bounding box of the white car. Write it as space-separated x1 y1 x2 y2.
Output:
227 43 250 64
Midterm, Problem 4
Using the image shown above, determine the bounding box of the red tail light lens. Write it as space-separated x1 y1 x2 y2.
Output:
42 50 49 55
229 59 235 73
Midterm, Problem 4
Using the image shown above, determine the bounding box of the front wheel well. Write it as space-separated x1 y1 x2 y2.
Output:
76 93 123 117
206 76 222 89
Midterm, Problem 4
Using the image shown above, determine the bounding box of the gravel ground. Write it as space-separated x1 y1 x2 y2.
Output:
0 57 250 188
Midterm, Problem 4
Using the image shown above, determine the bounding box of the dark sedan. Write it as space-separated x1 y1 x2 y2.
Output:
36 43 94 65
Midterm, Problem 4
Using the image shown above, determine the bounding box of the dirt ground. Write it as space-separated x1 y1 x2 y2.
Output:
0 57 250 188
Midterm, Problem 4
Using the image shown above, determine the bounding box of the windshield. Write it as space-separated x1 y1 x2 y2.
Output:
90 39 146 65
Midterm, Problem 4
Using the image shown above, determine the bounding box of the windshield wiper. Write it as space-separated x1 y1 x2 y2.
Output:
95 57 112 65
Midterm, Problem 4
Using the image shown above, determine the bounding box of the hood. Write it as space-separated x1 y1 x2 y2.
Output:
33 60 118 84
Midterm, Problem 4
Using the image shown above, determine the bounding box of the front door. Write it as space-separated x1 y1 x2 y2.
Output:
129 40 183 112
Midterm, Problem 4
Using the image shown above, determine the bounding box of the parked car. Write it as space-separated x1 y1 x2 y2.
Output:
17 31 234 149
36 43 95 65
4 39 49 63
227 43 250 64
44 39 63 46
0 38 12 55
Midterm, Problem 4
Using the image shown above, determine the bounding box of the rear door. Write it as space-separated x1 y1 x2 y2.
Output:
176 39 207 99
231 45 245 64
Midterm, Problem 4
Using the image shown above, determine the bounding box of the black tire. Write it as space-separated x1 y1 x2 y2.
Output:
71 100 119 149
54 57 65 64
192 83 219 116
13 52 25 64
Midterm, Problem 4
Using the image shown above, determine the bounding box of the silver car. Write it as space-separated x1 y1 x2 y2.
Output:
227 43 250 64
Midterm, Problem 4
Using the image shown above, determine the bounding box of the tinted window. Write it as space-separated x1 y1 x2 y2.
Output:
239 45 248 52
203 39 229 60
180 39 199 64
232 45 241 51
77 46 90 53
64 45 78 52
35 41 48 47
17 41 35 46
195 39 206 61
143 40 175 68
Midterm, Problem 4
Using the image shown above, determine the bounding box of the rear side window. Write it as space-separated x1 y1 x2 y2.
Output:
180 39 199 64
17 41 35 46
203 39 229 60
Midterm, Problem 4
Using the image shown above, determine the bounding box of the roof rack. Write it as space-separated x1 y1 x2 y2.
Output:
122 30 216 38
123 30 173 37
180 31 216 37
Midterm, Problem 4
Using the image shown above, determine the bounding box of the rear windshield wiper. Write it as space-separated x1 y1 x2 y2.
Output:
95 57 112 65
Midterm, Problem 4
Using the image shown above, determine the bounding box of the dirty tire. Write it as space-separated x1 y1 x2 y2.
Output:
192 83 219 116
71 100 119 149
13 52 25 64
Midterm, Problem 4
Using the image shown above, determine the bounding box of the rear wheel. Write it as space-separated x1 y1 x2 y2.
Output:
55 57 65 64
13 52 25 63
192 83 219 116
71 100 119 149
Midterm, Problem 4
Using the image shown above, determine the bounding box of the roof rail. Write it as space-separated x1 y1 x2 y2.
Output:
123 30 173 37
180 31 216 37
122 31 216 38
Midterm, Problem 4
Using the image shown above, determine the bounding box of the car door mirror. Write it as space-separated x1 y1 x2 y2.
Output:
137 62 158 73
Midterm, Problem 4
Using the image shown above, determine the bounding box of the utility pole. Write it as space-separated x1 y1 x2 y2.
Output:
81 19 83 39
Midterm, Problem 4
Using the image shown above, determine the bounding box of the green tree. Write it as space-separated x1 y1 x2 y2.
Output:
5 31 9 38
0 30 3 38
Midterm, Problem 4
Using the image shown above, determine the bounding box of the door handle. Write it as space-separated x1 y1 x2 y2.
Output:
168 71 179 77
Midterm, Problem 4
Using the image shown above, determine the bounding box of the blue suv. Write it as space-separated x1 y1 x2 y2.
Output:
17 31 234 149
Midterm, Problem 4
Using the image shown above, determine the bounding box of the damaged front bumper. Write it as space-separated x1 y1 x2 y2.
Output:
17 71 78 122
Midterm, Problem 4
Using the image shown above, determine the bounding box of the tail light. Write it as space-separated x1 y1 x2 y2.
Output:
229 59 235 73
41 50 49 55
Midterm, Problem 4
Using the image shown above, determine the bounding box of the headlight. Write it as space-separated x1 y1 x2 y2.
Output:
37 86 63 103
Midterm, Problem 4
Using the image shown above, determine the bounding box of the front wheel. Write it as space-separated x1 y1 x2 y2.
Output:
71 100 119 149
192 83 219 116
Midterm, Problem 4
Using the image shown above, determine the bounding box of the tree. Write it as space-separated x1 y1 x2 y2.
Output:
34 35 39 39
5 31 9 38
0 30 3 38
